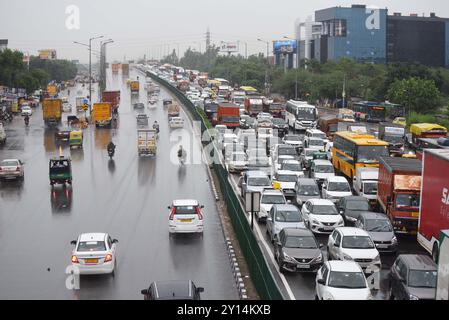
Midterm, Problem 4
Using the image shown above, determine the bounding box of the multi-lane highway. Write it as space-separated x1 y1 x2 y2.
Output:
0 67 238 299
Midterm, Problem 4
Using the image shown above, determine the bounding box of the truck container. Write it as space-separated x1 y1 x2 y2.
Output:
418 149 449 262
112 63 120 73
437 229 449 300
337 108 355 122
168 103 180 118
130 81 140 94
92 102 112 128
378 157 422 235
47 84 58 98
379 122 406 156
353 167 379 206
121 63 129 76
217 103 240 128
43 99 62 126
267 102 285 118
244 96 264 117
318 115 339 140
102 90 120 114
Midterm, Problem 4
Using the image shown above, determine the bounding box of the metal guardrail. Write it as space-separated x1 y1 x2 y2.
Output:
147 71 284 300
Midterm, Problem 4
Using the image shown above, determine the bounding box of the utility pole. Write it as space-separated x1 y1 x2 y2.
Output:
206 27 211 51
257 38 271 96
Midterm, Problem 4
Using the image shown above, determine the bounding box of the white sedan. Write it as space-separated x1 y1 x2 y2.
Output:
70 233 118 276
21 106 33 116
315 261 372 300
0 159 25 181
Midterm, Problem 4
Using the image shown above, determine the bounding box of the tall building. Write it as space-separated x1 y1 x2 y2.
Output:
0 39 8 51
314 4 387 64
387 13 449 67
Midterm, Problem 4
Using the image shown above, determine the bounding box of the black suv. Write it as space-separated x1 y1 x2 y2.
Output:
141 280 204 300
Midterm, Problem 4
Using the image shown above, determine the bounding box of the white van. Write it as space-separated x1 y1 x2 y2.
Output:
353 168 378 204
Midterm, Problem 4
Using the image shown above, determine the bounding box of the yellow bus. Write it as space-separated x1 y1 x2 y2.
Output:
332 131 389 179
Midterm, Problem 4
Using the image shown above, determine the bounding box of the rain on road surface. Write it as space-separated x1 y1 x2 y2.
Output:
0 67 238 299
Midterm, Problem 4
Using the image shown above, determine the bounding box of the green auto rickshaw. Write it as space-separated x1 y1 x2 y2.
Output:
49 156 72 186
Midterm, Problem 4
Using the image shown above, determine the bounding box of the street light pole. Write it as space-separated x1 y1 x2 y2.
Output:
257 38 271 96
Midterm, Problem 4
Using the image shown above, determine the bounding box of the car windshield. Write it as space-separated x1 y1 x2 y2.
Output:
282 163 301 172
279 148 297 156
174 205 197 215
328 182 351 192
261 195 286 204
346 200 369 211
297 184 320 196
304 150 315 157
408 270 437 288
342 236 375 249
1 161 18 166
248 177 270 186
77 241 106 252
328 271 367 289
309 139 324 146
312 205 338 215
396 194 420 211
315 165 334 173
276 210 302 222
285 135 301 141
384 135 404 144
277 175 297 182
357 146 389 164
284 236 317 249
364 219 393 232
313 133 326 139
363 182 378 195
272 119 286 125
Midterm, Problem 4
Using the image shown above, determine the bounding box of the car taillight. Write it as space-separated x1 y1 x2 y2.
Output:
16 167 20 171
104 254 113 262
196 207 203 220
71 255 79 263
169 207 175 220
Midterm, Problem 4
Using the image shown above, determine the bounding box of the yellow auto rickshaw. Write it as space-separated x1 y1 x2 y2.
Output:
69 130 83 149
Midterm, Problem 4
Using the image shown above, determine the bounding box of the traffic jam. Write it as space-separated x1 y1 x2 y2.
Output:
138 61 449 300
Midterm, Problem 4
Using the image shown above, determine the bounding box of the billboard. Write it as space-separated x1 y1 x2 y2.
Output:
220 42 239 53
273 40 297 54
39 49 57 60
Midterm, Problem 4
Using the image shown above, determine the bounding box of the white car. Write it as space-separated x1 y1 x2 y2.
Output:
305 129 328 145
305 137 325 151
315 261 372 300
168 200 204 235
266 204 305 242
256 112 273 121
227 151 247 173
258 188 287 222
282 134 303 149
280 160 305 178
327 227 381 272
169 117 184 129
0 159 25 181
273 170 299 199
21 106 32 116
301 199 344 234
70 233 118 276
310 159 335 184
322 176 353 203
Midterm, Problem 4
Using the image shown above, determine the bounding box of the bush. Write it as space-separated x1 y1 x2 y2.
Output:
407 112 436 127
196 107 213 129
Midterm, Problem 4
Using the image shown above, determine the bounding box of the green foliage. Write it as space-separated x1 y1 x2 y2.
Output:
161 49 179 66
407 111 436 127
29 57 77 82
196 107 212 129
387 77 442 112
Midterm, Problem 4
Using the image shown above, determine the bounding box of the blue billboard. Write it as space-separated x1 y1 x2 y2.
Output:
273 40 298 54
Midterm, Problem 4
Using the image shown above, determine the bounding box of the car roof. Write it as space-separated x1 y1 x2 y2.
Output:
1 159 20 162
282 227 313 237
327 260 363 273
359 212 388 220
262 188 284 195
327 176 348 182
173 199 199 206
276 170 297 175
313 159 332 165
343 196 368 202
307 129 324 133
79 233 107 242
246 171 269 177
153 280 194 299
398 254 437 270
282 160 300 164
273 204 300 212
336 227 370 237
297 178 318 185
308 199 334 205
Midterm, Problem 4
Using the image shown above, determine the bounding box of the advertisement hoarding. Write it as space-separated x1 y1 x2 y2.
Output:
39 49 57 60
220 42 239 53
273 40 297 54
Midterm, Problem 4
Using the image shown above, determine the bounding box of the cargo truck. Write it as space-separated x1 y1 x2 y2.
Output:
92 102 112 128
217 103 240 128
43 99 62 126
131 81 140 94
377 157 422 235
378 122 406 156
47 84 58 98
102 91 120 114
112 63 120 73
436 229 449 300
244 96 264 117
418 149 449 262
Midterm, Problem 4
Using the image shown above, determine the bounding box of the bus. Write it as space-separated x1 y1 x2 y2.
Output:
351 101 386 123
332 131 389 179
285 100 317 131
214 78 230 86
239 86 259 95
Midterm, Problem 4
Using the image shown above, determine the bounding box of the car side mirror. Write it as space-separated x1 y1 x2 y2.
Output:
197 287 205 293
334 242 339 247
113 239 119 244
167 206 171 209
141 289 149 295
317 279 325 285
70 240 77 245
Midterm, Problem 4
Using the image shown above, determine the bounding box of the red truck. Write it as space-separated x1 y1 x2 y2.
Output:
244 96 264 117
377 157 422 235
418 149 449 262
217 103 240 128
121 63 129 76
102 91 121 114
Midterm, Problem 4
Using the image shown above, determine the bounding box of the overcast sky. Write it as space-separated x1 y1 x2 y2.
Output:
1 0 449 63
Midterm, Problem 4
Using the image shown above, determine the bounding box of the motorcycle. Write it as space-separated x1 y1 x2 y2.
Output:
24 116 30 126
107 147 116 159
178 151 186 165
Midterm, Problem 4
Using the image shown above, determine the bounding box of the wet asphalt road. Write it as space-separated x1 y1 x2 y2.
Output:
0 67 238 299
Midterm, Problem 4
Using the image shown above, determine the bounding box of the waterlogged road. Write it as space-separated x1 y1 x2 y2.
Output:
0 67 238 299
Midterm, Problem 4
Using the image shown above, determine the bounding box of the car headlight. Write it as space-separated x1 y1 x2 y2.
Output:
391 236 398 244
311 219 320 225
283 252 294 261
409 294 419 300
343 254 353 261
315 253 323 262
338 219 345 226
